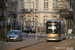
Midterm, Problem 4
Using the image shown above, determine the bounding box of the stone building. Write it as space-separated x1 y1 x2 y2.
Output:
0 0 7 28
8 0 73 31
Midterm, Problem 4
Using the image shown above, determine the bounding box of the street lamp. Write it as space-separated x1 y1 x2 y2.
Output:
21 16 23 32
32 2 35 30
33 17 34 29
24 18 26 30
35 18 37 41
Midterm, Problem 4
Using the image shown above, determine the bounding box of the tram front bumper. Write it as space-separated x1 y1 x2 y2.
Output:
46 37 59 40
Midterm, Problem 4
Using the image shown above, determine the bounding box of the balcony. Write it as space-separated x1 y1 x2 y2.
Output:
23 9 33 13
53 7 58 11
8 11 17 15
59 9 68 13
8 0 18 3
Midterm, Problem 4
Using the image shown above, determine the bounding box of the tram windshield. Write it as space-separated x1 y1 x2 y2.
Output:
46 23 59 34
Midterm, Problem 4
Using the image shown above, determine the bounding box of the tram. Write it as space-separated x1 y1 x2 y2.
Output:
46 19 67 41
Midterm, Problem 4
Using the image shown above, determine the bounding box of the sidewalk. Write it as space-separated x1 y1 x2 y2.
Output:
8 38 45 50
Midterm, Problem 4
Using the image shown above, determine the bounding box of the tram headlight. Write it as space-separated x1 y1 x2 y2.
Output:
52 26 56 30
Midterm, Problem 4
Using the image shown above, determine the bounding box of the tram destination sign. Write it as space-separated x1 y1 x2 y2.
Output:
48 23 57 25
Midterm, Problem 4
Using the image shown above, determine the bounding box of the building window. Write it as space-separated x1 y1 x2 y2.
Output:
4 0 6 3
28 0 31 11
4 10 6 16
53 0 57 9
12 4 15 11
28 16 31 20
53 16 57 19
44 16 48 25
69 0 72 9
35 0 38 9
0 0 2 4
21 0 24 9
15 4 17 11
0 8 2 16
44 0 48 9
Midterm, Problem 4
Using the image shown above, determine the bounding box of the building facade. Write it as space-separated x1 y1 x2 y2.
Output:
7 0 18 30
17 0 73 31
18 0 60 30
0 0 7 28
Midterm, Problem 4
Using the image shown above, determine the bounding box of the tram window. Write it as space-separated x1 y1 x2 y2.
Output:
47 29 52 33
48 26 56 30
47 29 58 34
47 26 58 34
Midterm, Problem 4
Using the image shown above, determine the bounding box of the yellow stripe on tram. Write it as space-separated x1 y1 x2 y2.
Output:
46 33 58 37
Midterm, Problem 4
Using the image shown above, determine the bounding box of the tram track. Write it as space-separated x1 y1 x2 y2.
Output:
21 39 74 50
24 41 58 50
40 39 73 50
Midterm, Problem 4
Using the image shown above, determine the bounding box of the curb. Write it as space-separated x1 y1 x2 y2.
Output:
9 40 44 50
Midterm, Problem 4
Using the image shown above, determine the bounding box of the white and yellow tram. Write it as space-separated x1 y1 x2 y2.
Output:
46 19 67 41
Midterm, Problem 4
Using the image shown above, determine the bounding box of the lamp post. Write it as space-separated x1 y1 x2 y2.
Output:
35 18 37 41
21 16 23 32
33 17 34 29
32 2 35 30
24 18 26 30
25 18 28 38
5 2 8 42
10 0 12 30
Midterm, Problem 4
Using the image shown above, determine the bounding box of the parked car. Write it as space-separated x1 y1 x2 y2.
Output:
23 29 36 33
6 30 22 42
31 29 36 33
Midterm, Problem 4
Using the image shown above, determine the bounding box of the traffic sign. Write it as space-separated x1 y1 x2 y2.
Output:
40 23 42 26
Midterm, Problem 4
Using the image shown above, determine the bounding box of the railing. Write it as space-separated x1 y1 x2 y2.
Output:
8 11 17 14
8 0 18 3
53 7 58 11
24 9 33 13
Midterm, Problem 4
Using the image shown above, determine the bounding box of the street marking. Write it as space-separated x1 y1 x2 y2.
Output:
54 47 74 50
